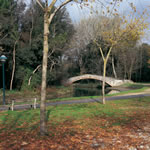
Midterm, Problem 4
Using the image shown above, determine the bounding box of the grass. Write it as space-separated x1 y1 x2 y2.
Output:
1 86 149 106
107 87 149 96
1 82 150 106
46 86 149 102
0 96 150 132
122 82 150 88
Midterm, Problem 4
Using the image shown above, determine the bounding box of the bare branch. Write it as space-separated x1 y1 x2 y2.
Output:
28 65 41 85
94 40 105 61
48 48 55 58
0 34 8 42
106 46 112 62
99 47 105 61
36 0 44 10
49 59 58 72
48 0 72 24
48 0 57 13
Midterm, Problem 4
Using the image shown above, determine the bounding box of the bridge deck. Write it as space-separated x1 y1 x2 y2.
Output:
65 74 132 87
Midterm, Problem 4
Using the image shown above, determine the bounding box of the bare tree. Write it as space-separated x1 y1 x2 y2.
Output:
35 0 115 135
10 31 21 90
35 0 75 135
71 14 147 104
94 16 147 104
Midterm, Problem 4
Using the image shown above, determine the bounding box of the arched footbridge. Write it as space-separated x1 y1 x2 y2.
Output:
65 74 133 87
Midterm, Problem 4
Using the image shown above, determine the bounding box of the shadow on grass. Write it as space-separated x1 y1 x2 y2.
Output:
46 106 57 122
0 105 59 135
0 111 26 133
91 98 102 104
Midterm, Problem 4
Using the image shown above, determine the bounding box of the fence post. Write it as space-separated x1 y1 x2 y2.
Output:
11 100 14 111
34 98 37 109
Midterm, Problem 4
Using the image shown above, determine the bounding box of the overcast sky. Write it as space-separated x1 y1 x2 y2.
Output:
66 0 150 43
66 0 150 22
25 0 150 43
25 0 150 21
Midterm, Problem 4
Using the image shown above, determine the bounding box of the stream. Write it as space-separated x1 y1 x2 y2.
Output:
72 84 119 97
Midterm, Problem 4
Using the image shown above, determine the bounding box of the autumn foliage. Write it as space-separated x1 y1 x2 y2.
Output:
0 98 150 149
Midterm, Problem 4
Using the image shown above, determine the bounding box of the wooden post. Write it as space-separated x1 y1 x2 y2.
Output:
34 98 37 109
11 100 14 111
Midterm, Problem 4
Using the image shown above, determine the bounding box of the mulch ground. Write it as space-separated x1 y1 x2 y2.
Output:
0 110 150 150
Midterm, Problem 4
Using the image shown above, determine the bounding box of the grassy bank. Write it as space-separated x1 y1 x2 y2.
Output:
0 96 150 149
0 96 150 129
1 82 150 105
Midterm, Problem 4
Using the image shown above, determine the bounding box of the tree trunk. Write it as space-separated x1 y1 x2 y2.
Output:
10 40 17 90
40 14 49 135
112 56 117 78
29 0 34 46
102 60 106 104
129 59 134 80
123 53 127 80
139 48 143 81
97 46 112 104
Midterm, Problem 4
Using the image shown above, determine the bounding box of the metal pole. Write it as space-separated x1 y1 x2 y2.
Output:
2 62 5 105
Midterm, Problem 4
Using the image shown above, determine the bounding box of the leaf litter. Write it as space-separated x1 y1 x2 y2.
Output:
0 109 150 149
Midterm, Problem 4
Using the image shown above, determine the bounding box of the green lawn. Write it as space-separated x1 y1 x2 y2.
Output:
1 82 150 106
1 96 150 150
0 96 150 132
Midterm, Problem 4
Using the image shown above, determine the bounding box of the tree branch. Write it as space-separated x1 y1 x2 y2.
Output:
99 47 105 62
48 0 57 13
94 40 105 61
106 46 112 62
28 65 41 86
36 0 44 10
48 0 72 24
0 34 8 42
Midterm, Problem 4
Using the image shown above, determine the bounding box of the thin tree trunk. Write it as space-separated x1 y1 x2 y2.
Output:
10 40 17 90
102 61 106 104
112 56 117 78
124 67 127 80
139 48 143 81
36 0 72 136
29 0 34 46
129 59 134 80
123 52 127 80
40 13 49 135
98 46 112 104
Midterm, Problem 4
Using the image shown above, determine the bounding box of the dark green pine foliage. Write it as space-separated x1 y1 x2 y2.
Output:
0 0 26 88
0 0 74 90
15 4 74 89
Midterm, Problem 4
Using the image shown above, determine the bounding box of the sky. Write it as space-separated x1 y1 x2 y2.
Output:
66 0 150 43
66 0 150 22
25 0 150 43
25 0 150 21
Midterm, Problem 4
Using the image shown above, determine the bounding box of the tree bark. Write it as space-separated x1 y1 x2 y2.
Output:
122 52 127 80
129 59 134 80
29 0 34 46
102 60 106 104
99 46 112 104
40 13 49 135
112 56 117 78
10 40 18 90
139 48 143 81
36 0 72 136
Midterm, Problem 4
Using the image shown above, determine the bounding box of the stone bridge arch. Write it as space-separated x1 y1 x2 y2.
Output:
65 74 132 87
